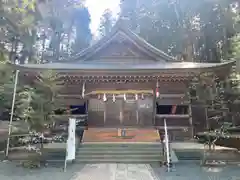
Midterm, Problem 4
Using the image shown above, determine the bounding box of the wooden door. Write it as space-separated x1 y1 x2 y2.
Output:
88 99 104 127
105 100 121 127
138 97 154 126
123 99 137 126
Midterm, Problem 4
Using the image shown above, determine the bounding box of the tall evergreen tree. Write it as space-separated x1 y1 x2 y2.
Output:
98 9 115 37
72 7 92 53
119 0 238 62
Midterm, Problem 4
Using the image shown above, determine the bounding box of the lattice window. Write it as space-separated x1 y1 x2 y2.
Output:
138 98 153 110
88 99 104 111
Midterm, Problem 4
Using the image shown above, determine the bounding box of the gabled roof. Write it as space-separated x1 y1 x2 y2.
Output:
67 19 177 62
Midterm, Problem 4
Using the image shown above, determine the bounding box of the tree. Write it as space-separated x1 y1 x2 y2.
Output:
14 70 63 159
231 5 240 61
0 0 42 64
27 70 62 132
72 6 92 53
119 0 238 62
98 9 115 37
35 0 91 60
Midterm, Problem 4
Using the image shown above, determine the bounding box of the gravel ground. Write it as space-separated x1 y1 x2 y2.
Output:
0 162 240 180
0 162 80 180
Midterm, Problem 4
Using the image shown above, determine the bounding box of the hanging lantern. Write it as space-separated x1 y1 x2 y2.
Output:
141 93 144 100
113 94 116 102
156 88 160 98
135 94 138 100
124 93 126 101
103 93 107 102
156 80 160 98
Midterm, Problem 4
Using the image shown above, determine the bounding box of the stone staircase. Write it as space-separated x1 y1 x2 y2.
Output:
174 150 203 161
75 143 164 163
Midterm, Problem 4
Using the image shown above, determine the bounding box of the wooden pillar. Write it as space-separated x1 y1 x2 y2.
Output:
152 87 157 126
136 100 139 125
120 100 123 125
85 100 88 114
118 100 124 136
188 84 194 138
188 103 194 138
104 102 106 124
220 80 228 117
205 106 209 130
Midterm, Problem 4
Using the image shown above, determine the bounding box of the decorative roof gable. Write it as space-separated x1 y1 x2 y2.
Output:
68 19 178 63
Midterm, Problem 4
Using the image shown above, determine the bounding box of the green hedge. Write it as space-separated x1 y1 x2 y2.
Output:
195 132 240 150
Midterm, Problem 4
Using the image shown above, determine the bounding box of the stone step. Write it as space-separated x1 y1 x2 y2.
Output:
74 158 162 163
44 160 66 167
45 158 162 164
75 142 164 163
76 150 162 154
174 151 203 161
76 154 162 159
77 147 162 152
79 143 162 148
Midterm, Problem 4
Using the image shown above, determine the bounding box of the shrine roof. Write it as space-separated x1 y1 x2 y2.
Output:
10 61 235 72
7 19 235 74
61 18 178 62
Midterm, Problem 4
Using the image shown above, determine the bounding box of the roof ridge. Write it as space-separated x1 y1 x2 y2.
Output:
121 28 177 62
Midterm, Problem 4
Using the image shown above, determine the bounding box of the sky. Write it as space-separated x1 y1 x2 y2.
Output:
86 0 120 34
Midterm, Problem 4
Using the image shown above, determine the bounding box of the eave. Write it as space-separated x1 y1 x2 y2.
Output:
8 61 235 76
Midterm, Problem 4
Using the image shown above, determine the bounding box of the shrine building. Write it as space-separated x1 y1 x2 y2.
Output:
10 21 234 142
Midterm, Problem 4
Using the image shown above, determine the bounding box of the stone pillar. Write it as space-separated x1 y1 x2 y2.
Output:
118 128 122 137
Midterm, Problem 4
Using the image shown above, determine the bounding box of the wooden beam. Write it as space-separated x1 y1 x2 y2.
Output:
159 94 185 98
155 114 190 118
57 94 82 98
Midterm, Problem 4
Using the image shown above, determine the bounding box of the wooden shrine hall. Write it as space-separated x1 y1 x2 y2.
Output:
11 20 234 141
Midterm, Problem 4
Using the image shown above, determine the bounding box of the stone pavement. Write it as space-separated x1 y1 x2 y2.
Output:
151 163 240 180
0 162 240 180
70 164 159 180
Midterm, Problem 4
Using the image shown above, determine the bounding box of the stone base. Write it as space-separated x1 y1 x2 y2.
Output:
117 128 122 137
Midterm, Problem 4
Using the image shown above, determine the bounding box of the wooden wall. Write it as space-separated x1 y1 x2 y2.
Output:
87 97 154 127
55 80 196 140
